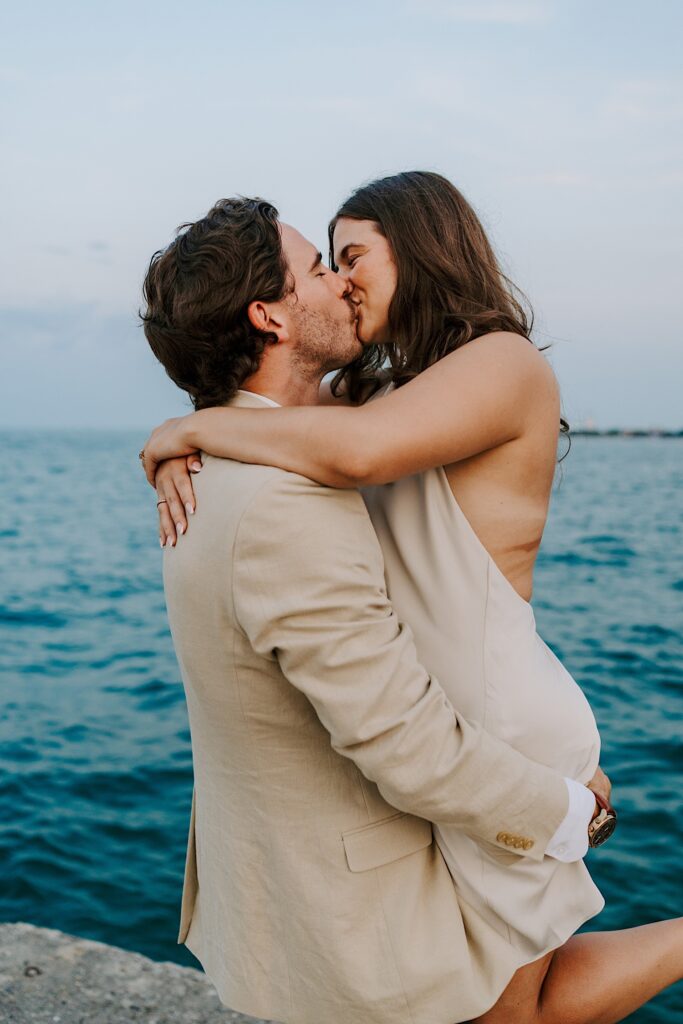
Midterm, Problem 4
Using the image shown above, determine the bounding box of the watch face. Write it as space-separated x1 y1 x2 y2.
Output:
591 814 617 847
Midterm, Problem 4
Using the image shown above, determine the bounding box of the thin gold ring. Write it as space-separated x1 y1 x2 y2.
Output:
138 449 146 461
156 499 168 507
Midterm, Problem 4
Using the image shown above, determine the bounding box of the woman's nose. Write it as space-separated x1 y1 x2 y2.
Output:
335 272 353 298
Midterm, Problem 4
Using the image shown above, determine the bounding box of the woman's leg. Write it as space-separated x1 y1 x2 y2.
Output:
473 918 683 1024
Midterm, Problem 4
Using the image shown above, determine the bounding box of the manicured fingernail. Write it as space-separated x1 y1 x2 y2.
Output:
185 503 195 516
176 522 185 535
166 537 174 547
190 461 202 472
159 538 164 548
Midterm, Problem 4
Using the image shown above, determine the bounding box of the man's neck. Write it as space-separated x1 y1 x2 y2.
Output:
240 365 323 407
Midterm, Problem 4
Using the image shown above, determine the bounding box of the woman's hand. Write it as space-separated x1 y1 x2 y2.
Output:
156 455 202 547
586 765 613 816
141 415 199 487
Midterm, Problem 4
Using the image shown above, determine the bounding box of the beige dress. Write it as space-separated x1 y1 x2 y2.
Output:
362 439 605 967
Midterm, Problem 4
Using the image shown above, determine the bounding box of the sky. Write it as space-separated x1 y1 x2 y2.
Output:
1 0 682 430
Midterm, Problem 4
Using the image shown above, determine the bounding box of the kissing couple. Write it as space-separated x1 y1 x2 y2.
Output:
139 171 683 1023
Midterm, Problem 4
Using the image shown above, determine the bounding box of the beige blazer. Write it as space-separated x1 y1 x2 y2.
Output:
163 391 570 1024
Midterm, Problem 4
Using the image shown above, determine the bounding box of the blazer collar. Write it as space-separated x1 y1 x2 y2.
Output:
227 389 281 410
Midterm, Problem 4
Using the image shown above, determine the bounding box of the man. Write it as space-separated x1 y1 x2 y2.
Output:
140 198 609 1024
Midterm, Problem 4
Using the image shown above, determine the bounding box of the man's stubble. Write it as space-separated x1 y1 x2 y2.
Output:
290 302 361 381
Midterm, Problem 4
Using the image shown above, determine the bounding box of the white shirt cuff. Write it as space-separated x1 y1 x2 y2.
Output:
545 778 595 862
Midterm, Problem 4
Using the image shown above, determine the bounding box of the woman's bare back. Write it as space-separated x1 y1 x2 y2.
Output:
443 361 561 602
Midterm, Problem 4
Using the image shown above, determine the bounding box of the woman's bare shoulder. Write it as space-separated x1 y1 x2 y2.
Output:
439 331 559 394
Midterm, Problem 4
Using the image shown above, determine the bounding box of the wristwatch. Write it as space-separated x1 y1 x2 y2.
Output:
587 791 617 848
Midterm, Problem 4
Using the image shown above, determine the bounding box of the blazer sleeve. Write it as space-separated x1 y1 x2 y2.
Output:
232 472 569 861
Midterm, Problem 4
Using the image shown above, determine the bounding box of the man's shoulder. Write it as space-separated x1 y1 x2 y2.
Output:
200 456 367 525
240 465 368 524
200 453 290 490
232 466 385 600
202 455 333 496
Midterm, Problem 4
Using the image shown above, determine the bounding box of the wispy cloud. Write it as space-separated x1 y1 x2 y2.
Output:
411 70 472 112
602 77 683 122
408 0 551 24
514 171 591 187
0 65 30 84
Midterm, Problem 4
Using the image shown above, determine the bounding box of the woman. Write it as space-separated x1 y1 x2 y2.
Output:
142 172 683 1023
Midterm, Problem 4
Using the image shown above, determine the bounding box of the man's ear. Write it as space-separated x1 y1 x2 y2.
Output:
247 300 289 343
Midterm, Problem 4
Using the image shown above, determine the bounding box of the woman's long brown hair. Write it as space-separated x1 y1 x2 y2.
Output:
328 170 536 403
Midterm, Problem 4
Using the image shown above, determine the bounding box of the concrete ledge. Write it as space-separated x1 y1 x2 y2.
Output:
0 922 274 1024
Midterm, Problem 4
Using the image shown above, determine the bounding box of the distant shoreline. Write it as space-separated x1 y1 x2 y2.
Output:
569 429 683 438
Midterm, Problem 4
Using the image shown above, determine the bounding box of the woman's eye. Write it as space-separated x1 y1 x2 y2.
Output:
348 255 359 267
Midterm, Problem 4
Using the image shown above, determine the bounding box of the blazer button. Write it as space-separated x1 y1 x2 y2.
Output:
523 840 534 850
513 838 524 848
496 831 509 844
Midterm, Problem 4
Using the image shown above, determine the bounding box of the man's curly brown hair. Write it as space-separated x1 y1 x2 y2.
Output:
140 197 291 409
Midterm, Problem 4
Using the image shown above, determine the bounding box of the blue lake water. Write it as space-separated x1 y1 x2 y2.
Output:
0 432 681 1022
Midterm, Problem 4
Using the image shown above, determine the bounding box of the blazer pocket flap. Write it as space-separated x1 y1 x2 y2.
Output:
342 812 433 872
